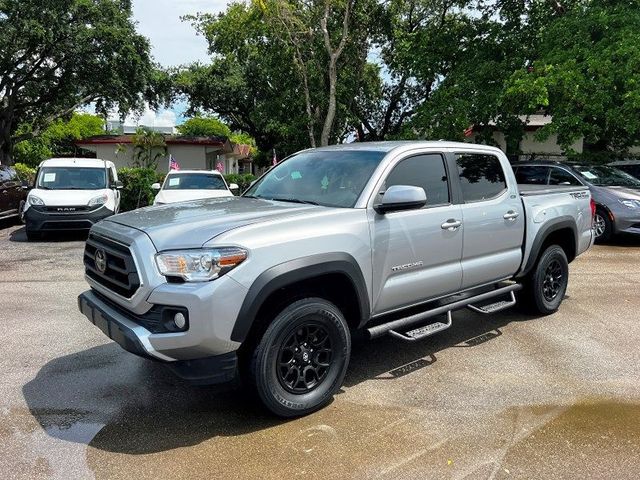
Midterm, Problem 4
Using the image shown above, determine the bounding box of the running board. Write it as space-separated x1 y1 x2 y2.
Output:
367 283 523 340
467 291 517 314
388 312 453 342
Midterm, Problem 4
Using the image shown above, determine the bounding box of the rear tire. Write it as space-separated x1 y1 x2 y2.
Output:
593 208 612 243
249 297 351 417
521 245 569 315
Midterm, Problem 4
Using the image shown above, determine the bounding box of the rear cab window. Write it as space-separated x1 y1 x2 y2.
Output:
455 153 507 202
380 153 450 207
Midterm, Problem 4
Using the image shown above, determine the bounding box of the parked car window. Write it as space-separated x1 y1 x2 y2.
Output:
164 173 227 190
0 166 11 183
381 154 449 206
456 154 507 202
549 168 581 186
574 165 640 188
36 167 107 190
245 150 387 208
514 165 549 185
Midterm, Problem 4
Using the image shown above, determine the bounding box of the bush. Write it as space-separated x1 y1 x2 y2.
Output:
117 167 159 212
224 173 256 193
14 163 37 184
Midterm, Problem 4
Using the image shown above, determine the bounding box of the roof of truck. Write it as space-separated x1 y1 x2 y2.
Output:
39 158 115 168
311 140 503 153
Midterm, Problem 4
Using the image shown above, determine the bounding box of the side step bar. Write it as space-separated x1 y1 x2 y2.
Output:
467 291 517 314
367 283 522 340
388 311 453 342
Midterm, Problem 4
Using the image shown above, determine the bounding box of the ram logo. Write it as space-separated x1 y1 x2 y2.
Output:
56 207 76 212
391 261 424 272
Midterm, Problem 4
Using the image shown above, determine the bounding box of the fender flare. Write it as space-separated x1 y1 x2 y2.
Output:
517 216 578 278
231 253 370 343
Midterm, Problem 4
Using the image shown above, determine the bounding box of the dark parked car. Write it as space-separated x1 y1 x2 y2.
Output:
513 161 640 242
0 165 28 224
609 160 640 180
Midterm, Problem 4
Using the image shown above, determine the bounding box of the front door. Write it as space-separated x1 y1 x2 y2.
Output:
455 152 525 289
370 153 464 315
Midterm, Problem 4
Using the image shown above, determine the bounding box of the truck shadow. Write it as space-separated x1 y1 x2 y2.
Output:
22 309 536 455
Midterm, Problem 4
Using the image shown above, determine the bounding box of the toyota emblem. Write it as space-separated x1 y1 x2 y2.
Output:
95 249 107 274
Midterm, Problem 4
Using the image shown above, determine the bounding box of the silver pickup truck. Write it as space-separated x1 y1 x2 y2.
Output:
77 141 594 416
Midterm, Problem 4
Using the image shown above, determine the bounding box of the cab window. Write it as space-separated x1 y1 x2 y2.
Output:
456 153 507 202
381 154 450 207
549 168 581 186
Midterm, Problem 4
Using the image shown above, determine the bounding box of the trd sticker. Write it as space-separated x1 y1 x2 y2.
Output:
570 192 589 199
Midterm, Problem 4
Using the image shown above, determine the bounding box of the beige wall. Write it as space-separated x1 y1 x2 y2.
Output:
469 130 583 157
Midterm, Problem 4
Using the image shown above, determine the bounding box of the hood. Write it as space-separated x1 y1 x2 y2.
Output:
592 185 640 202
106 196 319 251
154 189 233 205
28 188 110 206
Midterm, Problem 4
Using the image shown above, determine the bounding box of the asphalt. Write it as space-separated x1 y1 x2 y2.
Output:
1 221 639 480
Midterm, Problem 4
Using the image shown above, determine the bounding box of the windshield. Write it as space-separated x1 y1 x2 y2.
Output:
37 167 107 190
574 165 640 188
243 149 386 208
163 173 227 190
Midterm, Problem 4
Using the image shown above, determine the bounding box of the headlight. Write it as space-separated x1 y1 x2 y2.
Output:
28 195 44 206
156 247 248 282
619 199 640 209
88 194 108 207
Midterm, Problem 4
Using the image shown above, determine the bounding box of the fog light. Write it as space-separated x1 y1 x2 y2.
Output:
174 312 186 329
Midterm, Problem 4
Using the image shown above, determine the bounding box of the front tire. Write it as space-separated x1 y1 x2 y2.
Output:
522 245 569 315
249 298 351 417
594 208 612 243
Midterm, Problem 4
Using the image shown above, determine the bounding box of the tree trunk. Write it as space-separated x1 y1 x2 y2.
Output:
320 58 338 146
0 117 13 165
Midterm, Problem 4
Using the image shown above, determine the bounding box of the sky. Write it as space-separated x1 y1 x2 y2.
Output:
117 0 228 129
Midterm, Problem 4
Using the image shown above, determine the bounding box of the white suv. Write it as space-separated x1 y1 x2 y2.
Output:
152 170 238 205
23 158 121 240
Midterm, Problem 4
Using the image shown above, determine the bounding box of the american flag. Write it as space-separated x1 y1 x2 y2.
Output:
169 154 180 171
216 161 224 172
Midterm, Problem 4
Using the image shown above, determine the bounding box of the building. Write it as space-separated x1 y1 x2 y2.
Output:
76 135 254 174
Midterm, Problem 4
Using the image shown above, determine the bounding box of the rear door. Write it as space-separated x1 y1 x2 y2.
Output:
0 166 17 214
370 152 463 314
455 152 525 288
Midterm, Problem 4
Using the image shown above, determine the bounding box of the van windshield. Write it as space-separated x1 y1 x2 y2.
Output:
37 167 107 190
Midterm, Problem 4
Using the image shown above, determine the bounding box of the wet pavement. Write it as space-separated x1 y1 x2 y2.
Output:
1 223 640 479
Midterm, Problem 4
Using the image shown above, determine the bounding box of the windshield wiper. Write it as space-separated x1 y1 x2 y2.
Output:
270 197 319 205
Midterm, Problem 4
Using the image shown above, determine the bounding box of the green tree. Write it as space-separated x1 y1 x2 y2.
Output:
177 116 232 137
132 127 167 169
0 0 167 164
13 113 105 167
503 0 640 160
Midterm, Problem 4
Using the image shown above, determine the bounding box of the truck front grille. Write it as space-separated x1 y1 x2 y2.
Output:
84 233 140 298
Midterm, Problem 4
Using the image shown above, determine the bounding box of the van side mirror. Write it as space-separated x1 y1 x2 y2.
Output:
229 183 239 193
112 180 124 189
151 183 161 191
374 185 427 214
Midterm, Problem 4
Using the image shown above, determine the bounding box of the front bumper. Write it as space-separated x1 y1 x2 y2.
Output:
25 205 114 231
77 290 239 385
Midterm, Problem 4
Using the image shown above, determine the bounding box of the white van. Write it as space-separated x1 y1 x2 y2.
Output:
152 170 238 205
23 158 122 240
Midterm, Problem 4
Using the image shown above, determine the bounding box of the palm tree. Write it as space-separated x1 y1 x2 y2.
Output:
132 127 167 169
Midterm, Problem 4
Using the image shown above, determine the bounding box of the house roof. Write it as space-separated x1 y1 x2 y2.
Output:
76 134 229 147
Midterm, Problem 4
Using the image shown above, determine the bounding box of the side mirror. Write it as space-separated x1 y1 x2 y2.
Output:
113 180 124 189
229 183 239 192
151 182 161 191
21 180 31 190
374 185 427 214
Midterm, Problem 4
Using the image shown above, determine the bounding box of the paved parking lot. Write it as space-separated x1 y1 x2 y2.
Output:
1 222 639 480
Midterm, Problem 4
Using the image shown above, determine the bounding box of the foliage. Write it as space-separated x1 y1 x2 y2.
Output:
13 163 36 184
0 0 169 164
502 0 640 158
223 173 256 193
131 127 167 169
176 116 232 137
117 167 160 212
13 113 105 167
